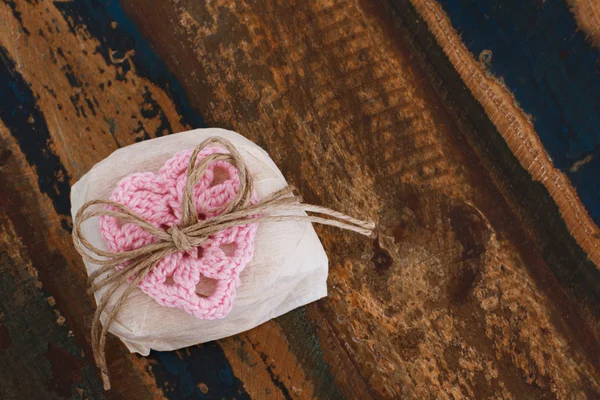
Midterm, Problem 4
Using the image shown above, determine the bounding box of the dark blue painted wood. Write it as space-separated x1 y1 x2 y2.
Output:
438 0 600 224
153 344 251 400
0 46 72 220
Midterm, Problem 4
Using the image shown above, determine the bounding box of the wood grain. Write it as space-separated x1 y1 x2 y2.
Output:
0 0 599 398
120 0 600 397
0 122 101 399
407 0 600 269
568 0 600 47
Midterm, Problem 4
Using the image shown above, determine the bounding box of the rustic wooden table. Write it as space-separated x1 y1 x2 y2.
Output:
1 0 600 399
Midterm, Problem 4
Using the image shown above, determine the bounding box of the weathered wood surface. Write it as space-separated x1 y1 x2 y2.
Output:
399 0 600 357
0 0 599 399
568 0 600 47
410 0 600 268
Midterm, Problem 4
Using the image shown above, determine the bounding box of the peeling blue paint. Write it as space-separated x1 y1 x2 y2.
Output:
439 0 600 224
153 343 250 399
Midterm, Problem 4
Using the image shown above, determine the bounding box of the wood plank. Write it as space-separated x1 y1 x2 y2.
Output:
408 0 600 268
388 0 600 353
1 0 599 398
118 0 600 398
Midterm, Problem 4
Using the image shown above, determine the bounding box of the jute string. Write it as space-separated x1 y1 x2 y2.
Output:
72 137 375 390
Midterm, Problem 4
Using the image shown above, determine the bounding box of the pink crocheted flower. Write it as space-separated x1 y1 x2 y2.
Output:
99 147 258 319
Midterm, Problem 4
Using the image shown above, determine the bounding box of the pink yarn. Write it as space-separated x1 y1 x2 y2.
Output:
99 146 258 319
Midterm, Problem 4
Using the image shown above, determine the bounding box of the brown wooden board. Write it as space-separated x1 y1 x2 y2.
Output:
0 0 599 398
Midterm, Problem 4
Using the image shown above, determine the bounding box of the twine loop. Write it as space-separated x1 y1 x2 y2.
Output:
72 136 375 390
169 225 193 251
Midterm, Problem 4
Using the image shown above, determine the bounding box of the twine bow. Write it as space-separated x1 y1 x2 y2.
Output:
72 137 375 390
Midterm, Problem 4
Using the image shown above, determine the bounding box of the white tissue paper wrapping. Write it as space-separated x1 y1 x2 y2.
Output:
70 128 328 355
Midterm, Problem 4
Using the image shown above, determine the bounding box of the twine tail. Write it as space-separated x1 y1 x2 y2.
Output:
101 371 111 391
89 251 168 390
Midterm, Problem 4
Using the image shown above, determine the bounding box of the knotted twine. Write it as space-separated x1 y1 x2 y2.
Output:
72 137 375 390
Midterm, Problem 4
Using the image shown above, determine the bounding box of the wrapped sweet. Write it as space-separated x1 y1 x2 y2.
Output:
71 128 374 389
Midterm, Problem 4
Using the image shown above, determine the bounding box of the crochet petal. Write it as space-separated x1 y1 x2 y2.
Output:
168 158 242 221
99 172 178 252
196 224 258 280
100 146 258 320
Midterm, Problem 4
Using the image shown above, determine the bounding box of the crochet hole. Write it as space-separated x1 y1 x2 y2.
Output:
196 276 218 298
220 242 237 257
209 166 231 187
167 203 177 218
160 223 170 231
198 213 206 220
164 275 175 286
196 247 204 258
